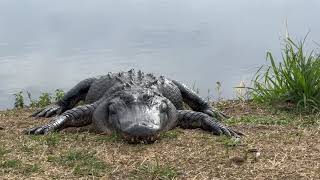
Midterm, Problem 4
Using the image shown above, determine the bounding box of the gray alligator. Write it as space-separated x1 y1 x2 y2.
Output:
26 70 241 143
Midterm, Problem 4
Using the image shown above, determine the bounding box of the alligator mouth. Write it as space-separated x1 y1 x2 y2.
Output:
122 134 160 144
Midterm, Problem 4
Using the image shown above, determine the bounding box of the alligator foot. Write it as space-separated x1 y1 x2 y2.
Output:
203 107 230 120
177 110 242 138
31 104 64 118
26 104 96 135
25 115 68 135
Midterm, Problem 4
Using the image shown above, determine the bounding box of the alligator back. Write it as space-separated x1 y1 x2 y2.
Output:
85 70 183 109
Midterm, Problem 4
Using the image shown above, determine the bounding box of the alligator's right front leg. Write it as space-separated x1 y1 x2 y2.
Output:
32 78 96 118
26 103 97 135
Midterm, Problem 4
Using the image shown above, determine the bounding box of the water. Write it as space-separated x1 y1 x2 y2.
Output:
0 0 320 109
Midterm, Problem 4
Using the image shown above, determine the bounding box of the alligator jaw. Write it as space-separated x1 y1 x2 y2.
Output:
122 134 160 144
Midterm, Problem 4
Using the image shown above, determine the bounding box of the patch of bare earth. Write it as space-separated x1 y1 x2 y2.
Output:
0 106 320 179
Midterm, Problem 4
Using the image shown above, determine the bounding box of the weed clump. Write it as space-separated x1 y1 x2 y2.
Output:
13 89 65 109
14 91 24 109
252 35 320 113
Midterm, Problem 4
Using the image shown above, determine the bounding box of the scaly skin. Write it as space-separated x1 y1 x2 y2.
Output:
26 70 241 143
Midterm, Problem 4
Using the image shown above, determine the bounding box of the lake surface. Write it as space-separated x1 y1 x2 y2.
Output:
0 0 320 109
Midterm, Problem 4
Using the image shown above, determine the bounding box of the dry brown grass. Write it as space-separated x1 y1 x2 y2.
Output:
1 104 320 179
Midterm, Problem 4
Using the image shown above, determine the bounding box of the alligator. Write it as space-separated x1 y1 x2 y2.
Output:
26 70 241 143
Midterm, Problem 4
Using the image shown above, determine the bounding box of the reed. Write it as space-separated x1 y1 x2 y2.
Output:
252 36 320 112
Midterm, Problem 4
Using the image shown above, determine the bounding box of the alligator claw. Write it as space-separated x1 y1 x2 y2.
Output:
204 108 230 120
215 125 243 138
206 119 242 138
31 104 62 118
24 125 54 135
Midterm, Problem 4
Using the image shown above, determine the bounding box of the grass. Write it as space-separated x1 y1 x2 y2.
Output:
0 102 320 179
160 128 184 140
1 159 21 168
30 133 62 147
226 115 292 125
0 159 40 175
216 100 320 127
251 35 320 113
95 132 122 143
0 147 10 158
130 162 178 180
21 164 40 174
217 135 241 147
47 150 108 176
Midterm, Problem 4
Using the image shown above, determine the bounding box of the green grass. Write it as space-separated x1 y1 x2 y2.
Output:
21 164 40 175
95 132 122 143
30 133 62 147
1 159 21 169
251 35 320 113
160 128 184 140
131 162 178 180
47 150 108 176
43 133 61 147
0 147 10 158
20 144 36 154
217 135 241 147
226 115 292 125
0 159 41 175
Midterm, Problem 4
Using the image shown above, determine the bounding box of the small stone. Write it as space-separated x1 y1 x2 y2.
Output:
248 148 259 153
255 151 261 158
229 156 246 165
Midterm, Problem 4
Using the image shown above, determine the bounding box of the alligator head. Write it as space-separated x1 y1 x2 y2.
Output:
93 86 177 143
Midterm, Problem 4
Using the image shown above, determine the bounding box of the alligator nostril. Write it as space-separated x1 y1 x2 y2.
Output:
160 103 168 112
141 122 147 126
124 124 158 137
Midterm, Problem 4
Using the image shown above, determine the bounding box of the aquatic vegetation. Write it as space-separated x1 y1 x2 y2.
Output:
252 35 320 112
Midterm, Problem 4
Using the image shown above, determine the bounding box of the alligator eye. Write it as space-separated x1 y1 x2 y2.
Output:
109 108 117 115
160 103 168 112
108 103 118 115
142 94 152 101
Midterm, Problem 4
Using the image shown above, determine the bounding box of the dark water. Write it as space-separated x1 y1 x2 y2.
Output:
1 0 320 109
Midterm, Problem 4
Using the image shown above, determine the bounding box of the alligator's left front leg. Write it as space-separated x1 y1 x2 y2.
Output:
26 103 97 135
32 77 96 118
177 110 241 138
172 80 228 120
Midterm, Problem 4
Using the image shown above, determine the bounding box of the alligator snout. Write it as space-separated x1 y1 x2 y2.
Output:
121 123 160 143
123 123 159 136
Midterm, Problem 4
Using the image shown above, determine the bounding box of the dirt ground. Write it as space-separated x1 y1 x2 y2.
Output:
0 104 320 179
